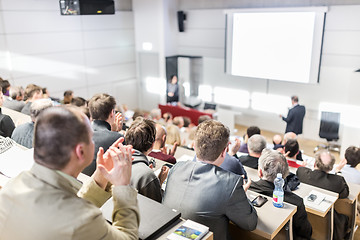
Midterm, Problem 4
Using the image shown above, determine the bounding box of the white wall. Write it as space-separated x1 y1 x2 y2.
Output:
0 0 138 109
173 5 360 156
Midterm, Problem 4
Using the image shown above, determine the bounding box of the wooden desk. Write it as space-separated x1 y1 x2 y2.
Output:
2 107 31 126
230 190 297 240
244 166 338 240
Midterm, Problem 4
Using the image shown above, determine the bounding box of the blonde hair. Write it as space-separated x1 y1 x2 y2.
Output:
165 125 181 145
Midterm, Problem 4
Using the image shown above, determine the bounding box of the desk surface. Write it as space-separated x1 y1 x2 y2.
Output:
247 190 297 239
244 166 338 217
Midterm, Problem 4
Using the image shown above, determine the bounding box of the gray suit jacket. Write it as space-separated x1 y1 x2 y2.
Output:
163 160 257 240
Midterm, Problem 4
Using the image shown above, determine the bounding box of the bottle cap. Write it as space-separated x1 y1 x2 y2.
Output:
277 173 282 178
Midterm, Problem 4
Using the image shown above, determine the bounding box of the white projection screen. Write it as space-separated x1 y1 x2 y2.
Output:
225 7 327 84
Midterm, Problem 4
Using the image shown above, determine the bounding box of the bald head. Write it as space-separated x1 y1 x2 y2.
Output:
154 124 167 148
282 132 297 144
273 135 282 145
314 150 335 172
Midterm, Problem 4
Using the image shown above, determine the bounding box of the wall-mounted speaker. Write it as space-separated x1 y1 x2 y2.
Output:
177 11 186 32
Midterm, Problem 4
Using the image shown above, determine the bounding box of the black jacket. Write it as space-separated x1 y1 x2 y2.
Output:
296 167 349 199
238 155 259 169
282 104 306 135
82 120 123 176
250 179 312 240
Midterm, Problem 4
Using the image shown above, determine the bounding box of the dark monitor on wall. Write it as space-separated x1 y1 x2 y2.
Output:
59 0 115 15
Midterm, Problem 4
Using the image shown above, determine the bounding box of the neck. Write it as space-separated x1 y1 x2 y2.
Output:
249 152 261 158
197 157 223 167
152 141 162 150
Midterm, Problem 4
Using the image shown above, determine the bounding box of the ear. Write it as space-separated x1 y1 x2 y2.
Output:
258 168 263 178
162 134 166 143
221 147 227 158
74 143 86 164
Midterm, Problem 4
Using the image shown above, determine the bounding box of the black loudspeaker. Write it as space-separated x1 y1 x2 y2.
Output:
177 11 186 32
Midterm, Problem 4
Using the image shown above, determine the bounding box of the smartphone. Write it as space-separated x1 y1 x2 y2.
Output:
251 195 268 207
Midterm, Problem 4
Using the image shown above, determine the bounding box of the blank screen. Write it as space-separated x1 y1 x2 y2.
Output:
226 8 326 84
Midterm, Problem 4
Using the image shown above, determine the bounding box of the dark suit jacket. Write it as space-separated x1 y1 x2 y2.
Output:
163 160 257 240
82 120 123 176
220 153 247 178
238 154 259 169
0 108 15 138
282 104 306 134
296 167 349 199
250 179 312 240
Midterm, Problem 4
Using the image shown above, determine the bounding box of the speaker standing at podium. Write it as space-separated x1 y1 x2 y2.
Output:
166 75 179 105
280 96 306 135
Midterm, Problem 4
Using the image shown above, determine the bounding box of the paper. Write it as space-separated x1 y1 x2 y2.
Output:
0 146 34 177
304 190 337 213
177 154 194 162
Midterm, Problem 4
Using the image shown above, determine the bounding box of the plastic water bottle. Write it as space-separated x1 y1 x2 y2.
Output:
273 173 284 208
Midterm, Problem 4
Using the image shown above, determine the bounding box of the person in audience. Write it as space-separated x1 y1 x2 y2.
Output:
0 79 10 97
278 132 303 161
238 134 267 169
21 84 43 115
42 87 60 104
198 115 211 125
163 112 173 124
333 146 360 184
297 150 349 198
61 90 73 104
280 95 306 135
11 99 53 148
173 116 184 129
297 150 350 239
222 137 248 177
165 124 181 146
71 97 87 107
239 126 261 153
250 149 312 239
272 134 283 150
0 86 15 137
0 106 139 239
82 93 123 176
125 117 168 202
163 120 257 239
182 116 192 128
284 139 300 160
2 86 25 112
149 108 165 125
148 124 177 164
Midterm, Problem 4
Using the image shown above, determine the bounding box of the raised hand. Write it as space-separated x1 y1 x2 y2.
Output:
111 112 123 132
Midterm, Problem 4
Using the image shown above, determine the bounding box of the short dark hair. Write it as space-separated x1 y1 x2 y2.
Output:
291 96 299 103
125 117 156 153
247 126 261 138
284 139 299 158
183 116 191 128
195 120 229 162
34 106 90 170
88 93 116 120
0 80 10 94
198 115 211 125
71 97 87 107
64 90 73 97
345 146 360 168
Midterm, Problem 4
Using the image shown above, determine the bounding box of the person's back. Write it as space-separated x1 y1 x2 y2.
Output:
163 160 256 239
11 121 34 148
296 151 349 199
163 120 257 239
0 106 139 240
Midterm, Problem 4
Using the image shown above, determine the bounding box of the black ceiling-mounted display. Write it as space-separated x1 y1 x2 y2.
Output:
59 0 115 15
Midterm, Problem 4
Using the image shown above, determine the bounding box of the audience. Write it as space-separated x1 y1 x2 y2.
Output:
239 126 261 153
173 116 184 129
221 138 248 177
163 120 257 239
0 106 139 239
2 86 25 112
0 79 10 97
250 149 312 239
61 90 73 104
125 117 168 202
71 97 87 107
82 93 123 176
11 99 53 148
238 134 267 169
272 134 282 150
0 86 15 137
284 139 300 160
333 146 360 184
165 124 181 146
21 84 43 115
148 124 177 164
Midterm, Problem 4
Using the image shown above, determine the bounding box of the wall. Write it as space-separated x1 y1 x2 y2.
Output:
173 3 360 155
0 0 138 109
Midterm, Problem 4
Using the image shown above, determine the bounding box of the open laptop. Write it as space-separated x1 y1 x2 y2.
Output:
101 194 181 240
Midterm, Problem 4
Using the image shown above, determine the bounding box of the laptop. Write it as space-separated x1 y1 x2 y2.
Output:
101 194 181 240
